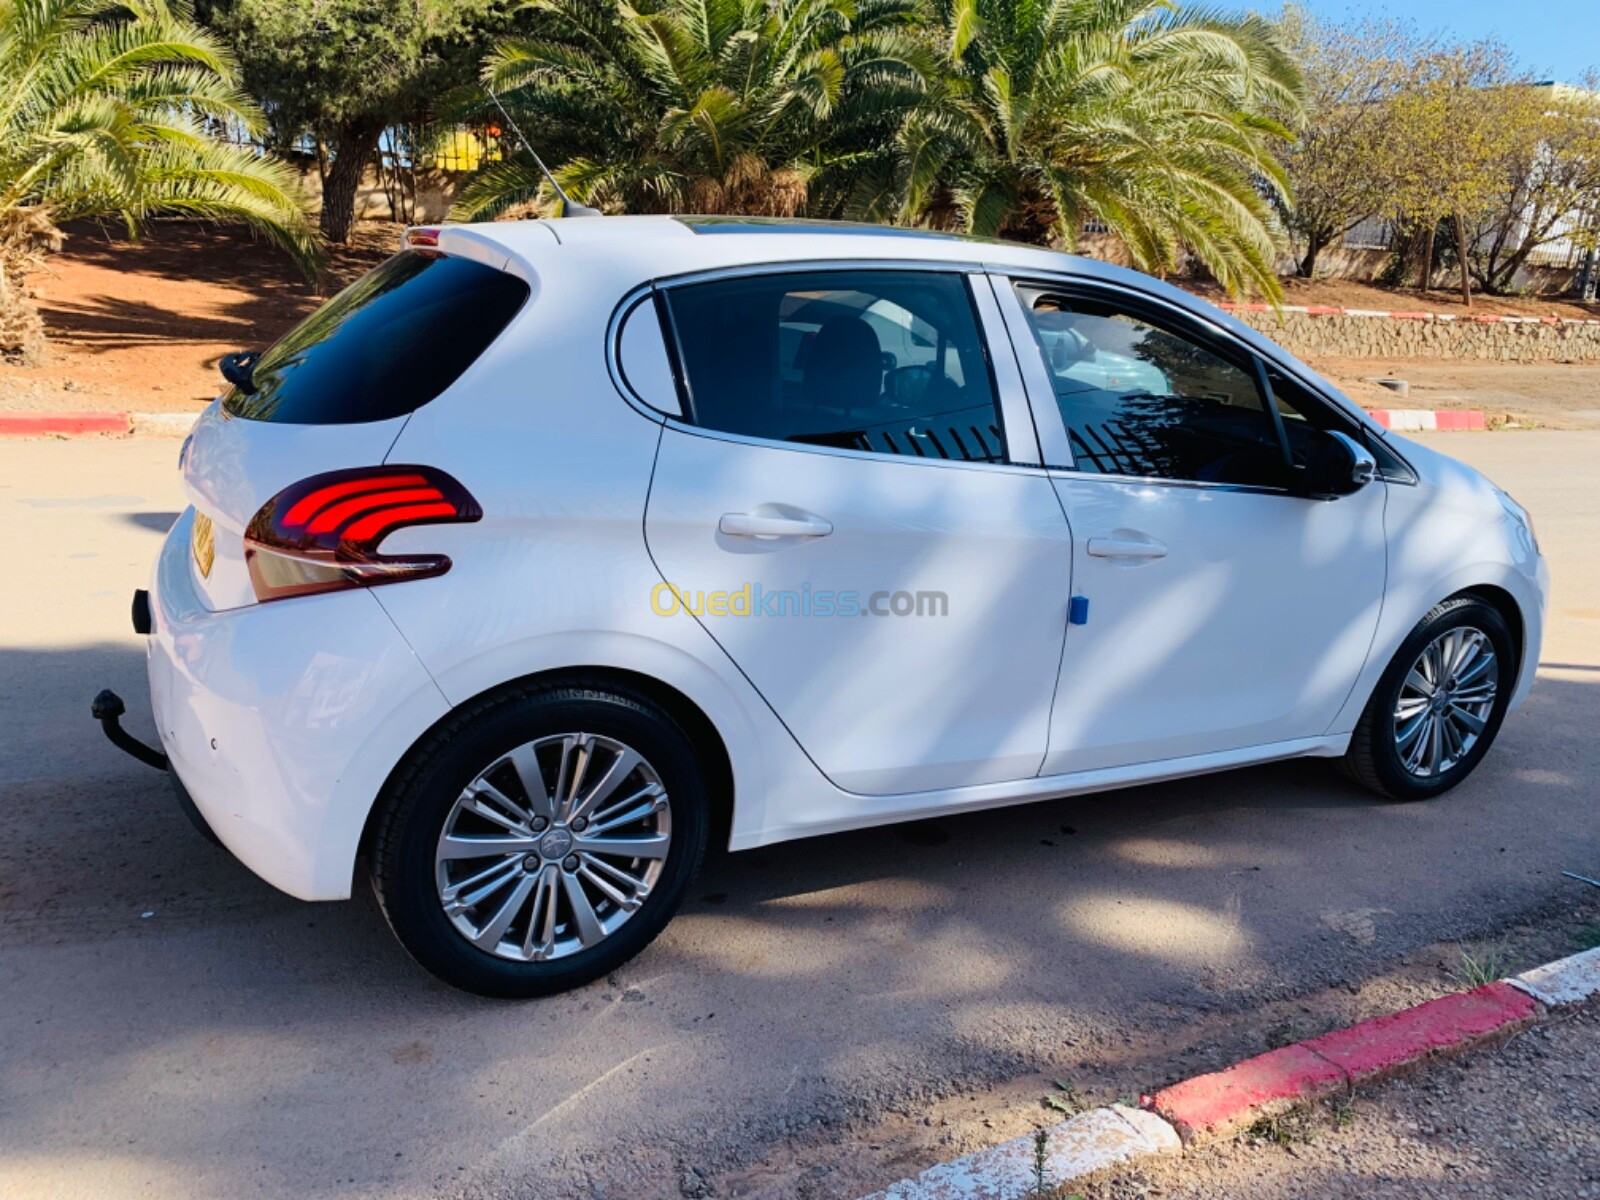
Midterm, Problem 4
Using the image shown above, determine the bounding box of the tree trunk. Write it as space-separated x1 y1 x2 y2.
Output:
1419 224 1435 292
1454 211 1472 309
1298 231 1327 279
319 119 385 244
0 262 46 364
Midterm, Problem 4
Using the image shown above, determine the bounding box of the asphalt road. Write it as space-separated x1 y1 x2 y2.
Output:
1 432 1596 1200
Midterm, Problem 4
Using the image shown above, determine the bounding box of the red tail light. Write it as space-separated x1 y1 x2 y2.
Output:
244 466 481 602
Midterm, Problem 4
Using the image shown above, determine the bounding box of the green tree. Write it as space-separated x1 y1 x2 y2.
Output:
0 0 317 360
206 0 509 243
868 0 1303 299
450 0 931 221
1466 77 1600 294
1382 41 1524 307
1275 8 1419 279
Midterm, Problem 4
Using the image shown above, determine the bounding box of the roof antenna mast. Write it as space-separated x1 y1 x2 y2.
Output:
487 87 604 218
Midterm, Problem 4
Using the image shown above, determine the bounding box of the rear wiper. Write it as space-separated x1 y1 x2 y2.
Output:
220 349 262 394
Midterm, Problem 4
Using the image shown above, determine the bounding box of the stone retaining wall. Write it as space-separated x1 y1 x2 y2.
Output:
1220 304 1600 363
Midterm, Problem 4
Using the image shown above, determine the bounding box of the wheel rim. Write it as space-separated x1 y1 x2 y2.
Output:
1393 627 1499 779
435 733 671 963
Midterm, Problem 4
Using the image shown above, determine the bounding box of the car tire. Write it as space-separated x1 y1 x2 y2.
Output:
1343 597 1515 801
371 680 709 998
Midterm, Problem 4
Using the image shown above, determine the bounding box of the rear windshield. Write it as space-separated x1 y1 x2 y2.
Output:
224 251 530 424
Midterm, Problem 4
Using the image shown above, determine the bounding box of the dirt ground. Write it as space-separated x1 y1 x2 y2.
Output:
1309 359 1600 429
1186 274 1600 322
0 220 396 414
1081 999 1600 1200
5 223 1599 426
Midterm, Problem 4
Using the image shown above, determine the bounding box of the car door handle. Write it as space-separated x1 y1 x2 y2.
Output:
1087 536 1168 560
719 512 833 539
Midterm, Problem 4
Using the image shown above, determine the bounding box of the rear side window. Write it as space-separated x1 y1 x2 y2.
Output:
225 251 529 424
660 270 1006 463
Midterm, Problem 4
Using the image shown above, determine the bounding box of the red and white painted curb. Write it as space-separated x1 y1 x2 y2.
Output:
0 406 1492 439
861 944 1600 1200
0 410 197 438
1366 408 1487 433
1220 302 1600 328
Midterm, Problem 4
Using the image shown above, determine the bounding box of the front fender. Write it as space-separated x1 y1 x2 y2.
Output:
1327 559 1545 738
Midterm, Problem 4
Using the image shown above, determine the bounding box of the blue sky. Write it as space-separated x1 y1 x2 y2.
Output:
1224 1 1599 85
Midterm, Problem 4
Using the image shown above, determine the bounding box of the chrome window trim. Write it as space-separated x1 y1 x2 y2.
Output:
1044 466 1294 499
617 260 1041 474
606 283 669 425
660 419 1054 479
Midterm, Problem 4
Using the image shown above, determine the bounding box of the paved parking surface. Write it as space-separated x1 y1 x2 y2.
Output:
1 431 1596 1199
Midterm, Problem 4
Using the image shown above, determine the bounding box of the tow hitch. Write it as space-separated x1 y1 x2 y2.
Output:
91 689 168 771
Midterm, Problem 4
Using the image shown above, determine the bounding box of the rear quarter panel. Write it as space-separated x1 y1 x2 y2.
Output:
374 248 832 849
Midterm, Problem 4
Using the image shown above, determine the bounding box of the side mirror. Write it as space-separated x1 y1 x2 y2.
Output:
1301 430 1377 500
220 349 262 395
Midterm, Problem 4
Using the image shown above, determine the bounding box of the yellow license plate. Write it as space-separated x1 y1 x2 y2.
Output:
191 510 215 579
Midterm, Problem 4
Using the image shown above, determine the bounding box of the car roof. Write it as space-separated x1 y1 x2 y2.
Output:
442 213 1202 312
458 213 1081 270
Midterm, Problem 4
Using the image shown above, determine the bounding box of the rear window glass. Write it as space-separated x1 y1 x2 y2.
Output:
224 251 529 424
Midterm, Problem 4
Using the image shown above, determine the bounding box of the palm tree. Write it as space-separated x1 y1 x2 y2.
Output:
868 0 1303 299
0 0 319 360
451 0 931 221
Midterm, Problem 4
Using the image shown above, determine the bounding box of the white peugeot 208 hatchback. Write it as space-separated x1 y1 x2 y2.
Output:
118 216 1547 996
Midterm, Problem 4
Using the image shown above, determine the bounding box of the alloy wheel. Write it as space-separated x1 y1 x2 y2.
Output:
1392 627 1499 778
435 733 671 962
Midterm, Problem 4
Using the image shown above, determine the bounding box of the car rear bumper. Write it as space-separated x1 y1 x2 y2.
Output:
146 508 450 900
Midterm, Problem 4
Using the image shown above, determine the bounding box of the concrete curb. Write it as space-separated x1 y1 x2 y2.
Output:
1219 302 1600 327
0 411 131 437
1147 982 1539 1141
1366 408 1488 432
1508 944 1600 1007
0 410 196 438
129 411 199 437
0 407 1493 441
860 1107 1179 1200
860 945 1600 1199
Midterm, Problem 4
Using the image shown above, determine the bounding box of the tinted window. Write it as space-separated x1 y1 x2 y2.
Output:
1017 287 1288 487
662 270 1005 462
1268 366 1413 486
225 251 529 424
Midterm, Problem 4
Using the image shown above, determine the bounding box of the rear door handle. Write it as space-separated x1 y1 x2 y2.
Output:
719 512 833 539
1087 536 1168 560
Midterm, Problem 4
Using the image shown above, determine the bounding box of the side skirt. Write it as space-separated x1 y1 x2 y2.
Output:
730 734 1349 851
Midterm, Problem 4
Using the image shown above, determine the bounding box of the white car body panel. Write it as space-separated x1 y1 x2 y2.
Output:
138 215 1548 905
148 508 449 899
644 428 1074 794
1040 472 1388 772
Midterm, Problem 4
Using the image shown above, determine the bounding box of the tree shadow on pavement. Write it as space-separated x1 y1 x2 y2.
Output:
0 641 1594 1200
